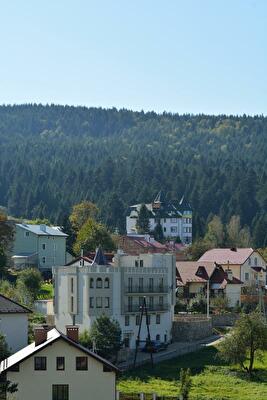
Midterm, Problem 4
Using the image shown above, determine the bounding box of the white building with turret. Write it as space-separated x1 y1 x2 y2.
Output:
53 248 176 349
126 192 193 244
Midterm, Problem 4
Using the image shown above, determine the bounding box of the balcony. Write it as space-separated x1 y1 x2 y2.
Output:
124 303 169 313
125 285 169 294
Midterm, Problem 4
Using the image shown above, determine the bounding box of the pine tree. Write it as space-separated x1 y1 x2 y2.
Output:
136 204 150 234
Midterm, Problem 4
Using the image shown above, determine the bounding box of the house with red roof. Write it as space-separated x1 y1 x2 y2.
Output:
176 261 243 307
198 248 266 288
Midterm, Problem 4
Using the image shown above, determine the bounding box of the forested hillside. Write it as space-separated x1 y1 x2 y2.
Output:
0 104 267 244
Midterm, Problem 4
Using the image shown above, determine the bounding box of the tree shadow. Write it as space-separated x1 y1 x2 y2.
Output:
122 346 227 382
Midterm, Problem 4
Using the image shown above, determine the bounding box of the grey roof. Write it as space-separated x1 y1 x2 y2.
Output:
0 294 32 314
93 247 108 266
0 328 119 373
16 224 68 237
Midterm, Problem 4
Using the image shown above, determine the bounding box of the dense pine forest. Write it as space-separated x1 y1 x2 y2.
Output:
0 104 267 245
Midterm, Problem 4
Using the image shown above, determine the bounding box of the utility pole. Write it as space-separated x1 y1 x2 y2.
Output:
133 297 154 368
207 279 210 318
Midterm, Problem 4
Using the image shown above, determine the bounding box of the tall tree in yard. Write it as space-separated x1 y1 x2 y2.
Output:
218 311 267 376
70 201 99 232
136 204 150 234
89 315 121 360
73 218 115 255
0 213 14 276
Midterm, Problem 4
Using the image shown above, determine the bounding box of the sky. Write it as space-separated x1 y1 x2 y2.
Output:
0 0 266 115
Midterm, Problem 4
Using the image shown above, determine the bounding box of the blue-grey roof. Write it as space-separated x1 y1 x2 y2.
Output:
16 224 68 237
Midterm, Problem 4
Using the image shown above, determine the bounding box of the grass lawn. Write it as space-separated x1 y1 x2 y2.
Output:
37 282 53 299
118 346 267 399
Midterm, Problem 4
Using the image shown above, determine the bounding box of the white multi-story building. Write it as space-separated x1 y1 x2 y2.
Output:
53 249 176 349
126 192 193 244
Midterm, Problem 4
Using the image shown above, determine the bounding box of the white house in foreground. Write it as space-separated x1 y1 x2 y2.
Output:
54 249 176 349
126 192 193 244
11 223 68 271
0 326 118 400
0 294 31 352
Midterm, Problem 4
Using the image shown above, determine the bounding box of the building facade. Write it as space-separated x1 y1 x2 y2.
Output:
0 294 31 353
176 261 243 307
126 192 192 244
0 326 118 400
198 248 267 287
54 250 176 349
11 223 68 271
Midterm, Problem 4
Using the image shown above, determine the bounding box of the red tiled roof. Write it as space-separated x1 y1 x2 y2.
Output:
176 261 243 286
198 248 254 265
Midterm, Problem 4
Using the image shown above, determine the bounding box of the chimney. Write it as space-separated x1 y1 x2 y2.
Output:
40 224 46 233
34 326 48 346
66 325 79 343
226 269 233 281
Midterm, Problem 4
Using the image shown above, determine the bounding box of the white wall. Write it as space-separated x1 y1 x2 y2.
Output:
225 285 242 307
0 314 28 353
7 338 116 400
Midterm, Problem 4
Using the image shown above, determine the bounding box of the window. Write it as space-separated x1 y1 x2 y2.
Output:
171 226 177 233
96 297 102 308
139 260 144 267
104 278 110 288
89 297 94 308
104 297 110 308
159 277 164 291
156 314 160 324
149 278 154 291
89 278 94 288
70 278 74 293
135 260 139 267
149 297 154 309
76 357 88 370
171 218 177 223
42 243 46 250
248 257 251 265
245 272 249 281
164 219 166 223
128 277 133 292
125 315 130 326
56 357 65 371
156 334 160 341
254 257 258 266
139 277 143 290
163 227 166 232
159 296 163 306
42 257 46 264
25 231 30 237
52 384 69 400
96 278 102 288
128 296 133 311
124 337 130 348
34 357 46 370
136 315 140 325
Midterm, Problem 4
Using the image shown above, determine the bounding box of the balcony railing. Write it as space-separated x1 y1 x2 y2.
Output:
124 303 169 313
125 286 168 294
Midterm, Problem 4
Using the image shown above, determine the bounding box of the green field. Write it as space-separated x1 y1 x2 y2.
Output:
37 283 53 300
118 347 267 399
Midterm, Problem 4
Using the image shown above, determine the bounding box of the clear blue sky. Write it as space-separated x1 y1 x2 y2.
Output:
0 0 266 114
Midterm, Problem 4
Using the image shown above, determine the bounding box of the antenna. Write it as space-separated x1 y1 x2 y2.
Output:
133 296 154 368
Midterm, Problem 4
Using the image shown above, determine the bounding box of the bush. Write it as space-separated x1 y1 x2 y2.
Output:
17 268 42 300
188 295 207 314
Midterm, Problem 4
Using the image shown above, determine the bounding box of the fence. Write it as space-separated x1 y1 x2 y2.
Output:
118 394 179 400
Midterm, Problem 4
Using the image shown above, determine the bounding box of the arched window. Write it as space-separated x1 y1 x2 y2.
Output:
96 278 102 289
104 278 110 288
89 278 94 288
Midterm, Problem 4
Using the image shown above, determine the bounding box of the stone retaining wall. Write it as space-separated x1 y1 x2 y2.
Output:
172 318 212 342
